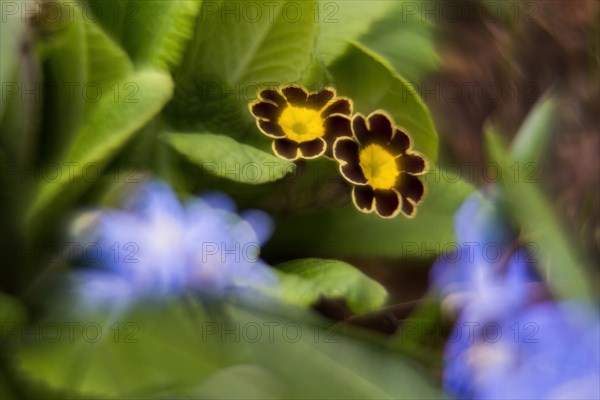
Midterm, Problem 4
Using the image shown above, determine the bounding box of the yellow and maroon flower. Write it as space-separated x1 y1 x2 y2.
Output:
249 85 353 160
333 111 427 218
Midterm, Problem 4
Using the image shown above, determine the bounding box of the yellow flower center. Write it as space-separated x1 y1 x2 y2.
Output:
359 144 399 189
279 105 324 143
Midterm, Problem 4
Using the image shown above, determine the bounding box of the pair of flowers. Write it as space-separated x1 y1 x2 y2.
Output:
249 85 427 218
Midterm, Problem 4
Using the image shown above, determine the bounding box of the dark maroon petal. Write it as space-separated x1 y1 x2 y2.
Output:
282 85 308 104
298 139 326 159
352 114 370 144
397 174 425 203
323 115 352 151
272 138 300 160
399 153 426 175
321 98 352 118
374 189 401 218
352 185 375 212
259 89 286 108
250 101 280 120
401 199 415 217
367 112 393 142
258 120 285 138
307 88 335 110
334 138 367 184
390 129 411 154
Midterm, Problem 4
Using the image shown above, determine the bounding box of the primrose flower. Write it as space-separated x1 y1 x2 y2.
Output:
333 111 427 218
72 181 276 308
249 85 353 160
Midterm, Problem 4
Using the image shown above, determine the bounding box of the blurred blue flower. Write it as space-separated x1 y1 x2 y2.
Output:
71 180 276 308
430 191 541 322
433 191 600 399
445 302 600 400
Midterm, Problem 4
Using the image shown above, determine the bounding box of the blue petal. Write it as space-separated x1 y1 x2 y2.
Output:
241 209 274 245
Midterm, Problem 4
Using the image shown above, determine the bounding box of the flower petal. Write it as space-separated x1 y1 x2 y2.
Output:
400 199 415 217
399 152 427 175
282 85 308 104
333 137 367 184
323 114 352 152
374 189 401 218
367 112 393 143
307 87 335 110
259 89 286 108
352 185 375 212
250 101 280 120
299 138 326 159
397 174 425 204
272 138 300 160
257 120 285 138
390 128 411 154
321 98 352 118
352 114 370 144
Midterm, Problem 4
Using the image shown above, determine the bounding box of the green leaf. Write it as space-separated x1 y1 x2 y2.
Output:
269 258 388 314
0 292 26 340
486 132 592 300
226 305 442 399
510 93 558 164
13 300 224 397
168 0 319 133
164 132 295 184
89 0 203 71
26 70 173 227
267 171 474 259
40 2 133 159
316 0 395 66
328 43 439 162
357 1 440 82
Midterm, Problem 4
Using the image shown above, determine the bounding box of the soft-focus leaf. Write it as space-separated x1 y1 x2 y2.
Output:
486 132 592 300
89 0 202 71
316 0 395 66
510 93 558 164
357 1 440 82
164 133 295 184
226 304 442 399
0 292 26 340
168 0 318 133
26 70 173 226
13 300 223 397
269 258 388 314
328 43 439 161
267 171 474 259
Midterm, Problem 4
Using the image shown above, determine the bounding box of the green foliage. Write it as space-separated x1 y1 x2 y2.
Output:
27 70 173 227
269 258 388 313
486 131 592 300
267 171 474 258
165 132 295 184
328 43 439 161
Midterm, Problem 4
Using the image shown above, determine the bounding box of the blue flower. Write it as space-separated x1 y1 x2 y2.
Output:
445 302 600 400
430 191 541 322
71 180 276 308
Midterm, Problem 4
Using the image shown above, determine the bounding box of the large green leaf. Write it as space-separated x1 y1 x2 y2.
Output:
266 170 474 259
26 70 173 226
316 0 395 66
225 305 441 399
270 258 388 314
486 132 592 300
357 1 440 82
168 0 319 133
164 132 295 184
12 300 223 397
40 2 133 159
88 0 202 71
328 43 439 162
